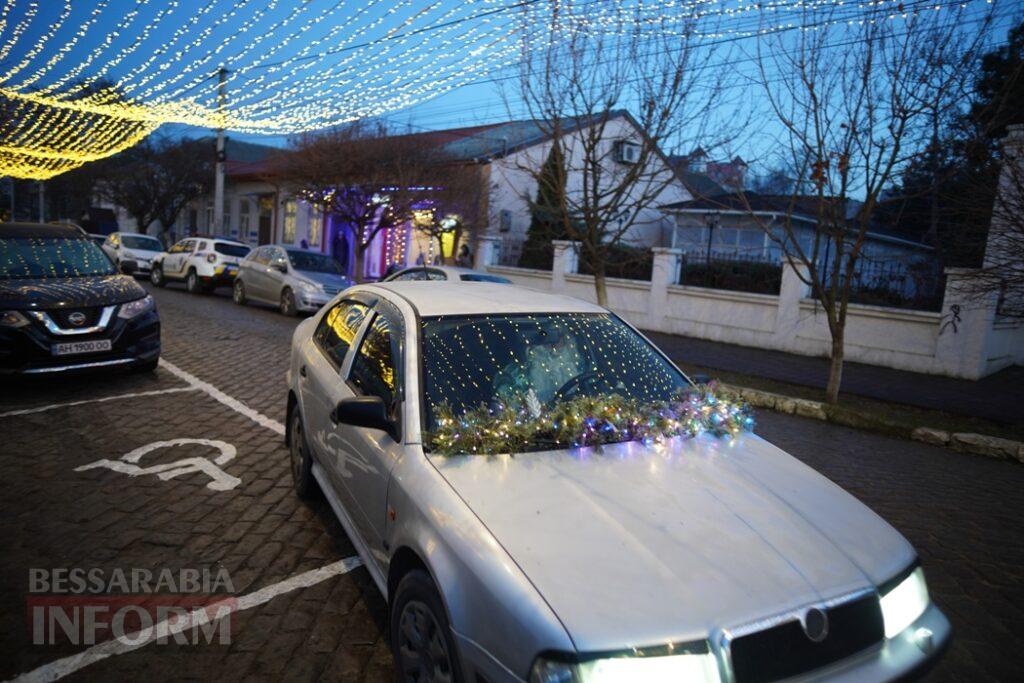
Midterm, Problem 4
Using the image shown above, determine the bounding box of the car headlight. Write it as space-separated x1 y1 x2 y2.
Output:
530 651 721 683
880 566 930 638
0 310 30 328
118 295 155 319
298 281 323 295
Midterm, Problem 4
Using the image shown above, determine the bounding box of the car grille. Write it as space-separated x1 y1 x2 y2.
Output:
729 593 884 683
50 307 102 328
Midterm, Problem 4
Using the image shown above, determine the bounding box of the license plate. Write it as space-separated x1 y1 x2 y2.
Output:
52 340 112 356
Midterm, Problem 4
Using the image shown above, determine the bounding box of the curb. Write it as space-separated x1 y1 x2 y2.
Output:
721 383 1024 464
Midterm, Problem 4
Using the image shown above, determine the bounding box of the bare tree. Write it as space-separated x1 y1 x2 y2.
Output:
278 121 437 281
512 2 733 305
744 4 997 403
410 162 487 265
95 136 214 245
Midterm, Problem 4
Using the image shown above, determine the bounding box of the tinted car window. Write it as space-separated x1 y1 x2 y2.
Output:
314 301 369 368
349 314 397 406
0 236 117 279
392 270 424 281
460 273 511 283
216 242 251 257
286 250 344 274
122 235 162 250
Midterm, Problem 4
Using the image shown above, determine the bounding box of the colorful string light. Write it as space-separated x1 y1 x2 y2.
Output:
0 0 987 179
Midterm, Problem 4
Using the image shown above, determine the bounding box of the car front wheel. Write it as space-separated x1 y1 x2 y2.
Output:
391 570 462 683
150 266 165 287
233 280 247 305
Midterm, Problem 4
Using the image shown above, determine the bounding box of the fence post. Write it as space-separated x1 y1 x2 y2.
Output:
774 260 810 351
648 247 682 332
473 234 501 270
551 240 579 291
934 267 997 379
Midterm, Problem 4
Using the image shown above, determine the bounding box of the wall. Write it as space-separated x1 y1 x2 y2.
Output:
483 242 1018 380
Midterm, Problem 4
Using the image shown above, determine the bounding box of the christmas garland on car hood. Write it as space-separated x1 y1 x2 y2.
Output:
428 383 754 456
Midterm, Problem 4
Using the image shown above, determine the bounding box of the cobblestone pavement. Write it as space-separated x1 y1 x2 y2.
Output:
0 281 1020 682
644 329 1024 425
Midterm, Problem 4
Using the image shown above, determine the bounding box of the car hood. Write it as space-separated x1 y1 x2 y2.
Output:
431 433 915 652
0 275 147 310
295 270 351 288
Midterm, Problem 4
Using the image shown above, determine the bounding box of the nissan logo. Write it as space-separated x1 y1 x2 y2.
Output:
67 312 87 326
802 607 829 643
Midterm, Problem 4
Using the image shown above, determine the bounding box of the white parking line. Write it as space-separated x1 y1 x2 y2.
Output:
6 556 364 683
159 359 286 436
0 386 198 419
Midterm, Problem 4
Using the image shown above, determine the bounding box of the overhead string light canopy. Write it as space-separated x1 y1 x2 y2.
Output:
0 0 987 179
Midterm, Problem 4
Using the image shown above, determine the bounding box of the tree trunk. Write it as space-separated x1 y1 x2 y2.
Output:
825 327 845 404
354 246 366 283
592 261 609 307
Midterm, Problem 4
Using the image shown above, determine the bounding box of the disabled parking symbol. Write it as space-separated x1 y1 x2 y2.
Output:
75 438 242 492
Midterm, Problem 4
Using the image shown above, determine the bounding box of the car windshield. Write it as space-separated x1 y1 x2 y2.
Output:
214 242 250 257
122 235 162 251
421 313 691 451
0 236 116 279
459 273 511 283
286 250 344 274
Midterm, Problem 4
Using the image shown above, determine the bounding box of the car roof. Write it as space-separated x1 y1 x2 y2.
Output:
364 282 606 317
0 222 86 239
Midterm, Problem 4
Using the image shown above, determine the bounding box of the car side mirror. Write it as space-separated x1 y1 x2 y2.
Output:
120 259 138 275
272 262 287 273
331 396 391 432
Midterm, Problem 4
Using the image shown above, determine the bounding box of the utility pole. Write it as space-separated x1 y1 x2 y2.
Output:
213 66 228 237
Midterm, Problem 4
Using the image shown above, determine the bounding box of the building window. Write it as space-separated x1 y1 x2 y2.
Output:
283 199 297 244
239 199 251 237
308 206 322 247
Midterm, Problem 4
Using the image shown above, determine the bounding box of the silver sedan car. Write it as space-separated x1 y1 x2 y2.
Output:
285 282 949 683
234 245 352 315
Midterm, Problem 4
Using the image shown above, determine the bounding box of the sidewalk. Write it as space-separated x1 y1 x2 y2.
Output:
643 330 1024 425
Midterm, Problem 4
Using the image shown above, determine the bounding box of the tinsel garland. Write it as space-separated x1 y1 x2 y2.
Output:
428 383 754 456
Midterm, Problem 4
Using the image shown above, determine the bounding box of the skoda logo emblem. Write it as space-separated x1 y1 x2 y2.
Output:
802 607 829 643
68 312 87 326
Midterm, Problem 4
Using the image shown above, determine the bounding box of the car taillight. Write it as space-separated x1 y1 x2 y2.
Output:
206 254 217 263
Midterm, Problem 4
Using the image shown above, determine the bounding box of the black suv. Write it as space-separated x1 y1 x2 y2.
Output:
0 223 160 374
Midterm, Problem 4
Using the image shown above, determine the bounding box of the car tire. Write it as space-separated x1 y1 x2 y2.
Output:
391 570 463 683
185 269 202 295
289 409 317 499
150 265 165 287
133 357 159 373
280 288 297 316
233 280 247 305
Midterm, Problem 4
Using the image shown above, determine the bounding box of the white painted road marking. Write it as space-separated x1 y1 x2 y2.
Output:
75 438 242 492
6 557 364 683
159 358 285 435
0 386 198 418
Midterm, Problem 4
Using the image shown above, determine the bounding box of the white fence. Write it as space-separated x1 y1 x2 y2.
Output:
473 239 1023 380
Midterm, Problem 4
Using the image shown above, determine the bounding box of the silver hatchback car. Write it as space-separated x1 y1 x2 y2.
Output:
234 245 352 315
286 282 949 683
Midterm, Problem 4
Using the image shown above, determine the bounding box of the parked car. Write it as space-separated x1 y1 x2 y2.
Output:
0 222 159 374
285 281 948 683
383 265 511 283
234 245 352 316
150 236 250 294
101 232 165 277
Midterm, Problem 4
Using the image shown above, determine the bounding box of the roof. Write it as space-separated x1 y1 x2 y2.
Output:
363 282 606 317
0 222 85 239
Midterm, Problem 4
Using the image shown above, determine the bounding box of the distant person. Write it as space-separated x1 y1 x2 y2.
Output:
300 238 309 249
415 252 425 266
456 243 472 268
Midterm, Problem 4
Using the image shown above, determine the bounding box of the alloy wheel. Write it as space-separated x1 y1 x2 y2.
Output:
280 289 294 316
233 281 245 304
396 600 454 683
186 271 198 293
289 414 305 487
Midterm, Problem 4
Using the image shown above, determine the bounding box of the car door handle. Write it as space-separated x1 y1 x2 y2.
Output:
299 365 307 378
